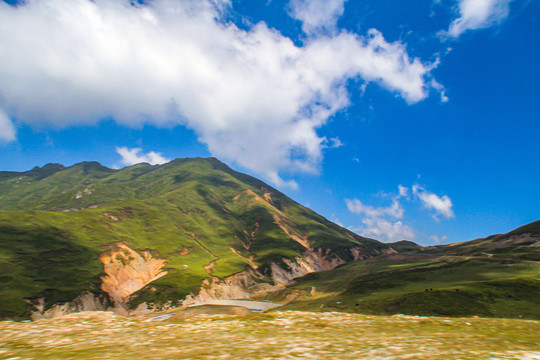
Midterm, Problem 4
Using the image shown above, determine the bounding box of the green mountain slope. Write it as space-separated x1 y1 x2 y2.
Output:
272 220 540 319
0 158 390 319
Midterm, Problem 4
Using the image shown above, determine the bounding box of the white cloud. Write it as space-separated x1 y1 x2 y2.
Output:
347 185 414 242
331 215 344 227
413 185 454 219
430 234 449 244
347 184 454 242
346 198 404 219
288 0 347 35
116 147 169 166
360 218 415 243
0 0 436 186
324 136 344 149
430 79 449 103
443 0 513 38
398 184 409 198
0 109 16 142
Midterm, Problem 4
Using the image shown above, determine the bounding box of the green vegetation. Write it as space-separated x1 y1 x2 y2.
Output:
0 158 383 318
1 158 538 321
272 222 540 319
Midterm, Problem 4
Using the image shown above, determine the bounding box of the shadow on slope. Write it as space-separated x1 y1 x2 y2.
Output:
0 224 103 318
270 240 540 320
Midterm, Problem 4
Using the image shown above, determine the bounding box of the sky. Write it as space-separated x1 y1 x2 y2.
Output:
0 0 538 245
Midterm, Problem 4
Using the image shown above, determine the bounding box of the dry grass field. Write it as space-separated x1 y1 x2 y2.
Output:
1 310 539 359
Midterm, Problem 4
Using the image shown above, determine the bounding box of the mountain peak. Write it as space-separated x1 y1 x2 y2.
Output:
24 163 66 180
70 161 112 171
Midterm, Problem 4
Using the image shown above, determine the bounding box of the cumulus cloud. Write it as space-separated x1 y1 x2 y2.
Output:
346 198 404 219
0 109 16 142
0 0 436 185
116 147 169 166
413 185 454 219
324 137 344 149
360 218 415 243
443 0 513 38
430 234 449 244
346 185 413 242
398 184 409 198
347 184 454 242
288 0 347 35
331 215 344 227
430 79 449 103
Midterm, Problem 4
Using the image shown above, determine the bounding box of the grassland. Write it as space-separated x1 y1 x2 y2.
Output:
268 222 540 320
0 158 384 318
1 158 538 322
275 256 539 319
0 311 538 359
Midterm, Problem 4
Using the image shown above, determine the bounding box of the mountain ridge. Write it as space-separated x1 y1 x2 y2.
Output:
0 157 393 319
1 158 537 320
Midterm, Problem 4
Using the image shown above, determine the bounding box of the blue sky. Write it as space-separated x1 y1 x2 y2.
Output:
0 0 538 245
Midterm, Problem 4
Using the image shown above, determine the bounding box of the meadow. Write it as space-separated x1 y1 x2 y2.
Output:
0 310 539 359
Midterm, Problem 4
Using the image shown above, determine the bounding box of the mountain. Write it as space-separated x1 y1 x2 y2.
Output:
2 158 537 321
0 158 395 319
274 220 540 319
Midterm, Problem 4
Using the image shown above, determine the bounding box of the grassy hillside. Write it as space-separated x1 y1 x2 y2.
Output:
0 158 387 318
269 221 540 319
2 158 537 320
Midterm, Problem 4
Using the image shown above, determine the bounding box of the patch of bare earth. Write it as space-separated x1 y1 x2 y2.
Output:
0 311 539 359
100 243 168 312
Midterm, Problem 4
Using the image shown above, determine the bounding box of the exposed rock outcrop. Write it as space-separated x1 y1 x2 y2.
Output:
184 247 365 306
382 247 398 255
184 269 279 306
28 291 111 321
270 248 347 285
28 244 373 319
100 243 168 313
27 243 169 320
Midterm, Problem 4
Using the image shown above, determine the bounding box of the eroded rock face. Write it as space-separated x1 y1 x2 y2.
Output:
29 245 369 318
184 269 279 306
29 291 111 321
100 243 168 312
27 243 168 319
382 247 398 255
270 248 347 285
184 247 364 305
350 247 371 261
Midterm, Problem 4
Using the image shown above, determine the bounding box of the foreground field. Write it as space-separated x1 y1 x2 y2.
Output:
1 311 539 359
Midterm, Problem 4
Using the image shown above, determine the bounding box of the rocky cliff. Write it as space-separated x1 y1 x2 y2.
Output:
182 246 377 307
28 291 111 321
99 243 168 309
